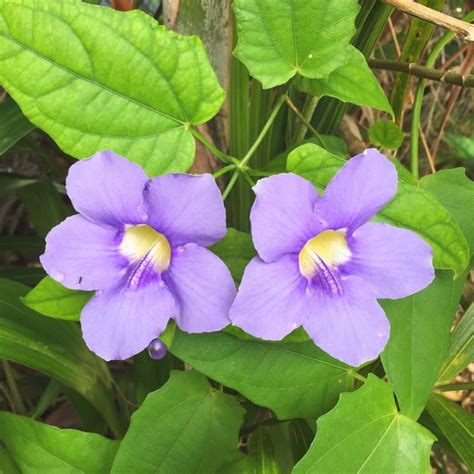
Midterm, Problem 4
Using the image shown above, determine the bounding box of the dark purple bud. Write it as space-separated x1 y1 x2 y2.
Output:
147 338 168 360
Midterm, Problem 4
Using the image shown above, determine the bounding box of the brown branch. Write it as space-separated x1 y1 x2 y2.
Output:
383 0 474 43
368 59 474 87
111 0 134 11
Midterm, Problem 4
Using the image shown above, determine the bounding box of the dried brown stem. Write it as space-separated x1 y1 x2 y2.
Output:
383 0 474 43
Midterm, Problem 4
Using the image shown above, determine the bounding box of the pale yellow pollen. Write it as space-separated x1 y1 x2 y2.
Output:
120 224 171 271
298 230 351 279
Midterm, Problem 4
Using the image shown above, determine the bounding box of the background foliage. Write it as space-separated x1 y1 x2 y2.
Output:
0 0 473 472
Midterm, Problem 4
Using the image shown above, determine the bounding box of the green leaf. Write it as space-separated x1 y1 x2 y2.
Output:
250 423 295 473
426 394 474 471
0 444 20 474
381 270 466 420
437 304 474 385
287 143 469 275
209 228 256 284
21 276 92 321
0 98 34 155
0 0 224 175
170 330 354 420
133 350 171 406
296 46 393 115
111 370 244 473
0 279 123 436
0 411 118 474
17 182 72 237
421 168 474 255
288 420 315 464
368 119 404 150
0 235 43 253
233 0 360 88
0 174 36 198
443 133 474 162
293 375 435 474
0 267 45 287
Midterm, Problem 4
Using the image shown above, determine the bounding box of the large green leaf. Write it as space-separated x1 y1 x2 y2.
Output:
21 276 92 321
426 394 474 471
0 279 122 436
381 270 465 420
0 412 118 474
111 370 244 473
293 375 435 473
0 444 19 474
437 304 474 385
296 46 393 115
421 168 474 255
0 0 224 175
170 330 354 420
287 143 469 275
0 98 34 155
209 228 256 284
233 0 360 88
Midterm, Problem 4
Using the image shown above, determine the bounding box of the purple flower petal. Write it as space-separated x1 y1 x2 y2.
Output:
345 222 434 299
314 149 397 231
250 173 322 262
229 255 311 339
66 151 148 226
40 215 127 291
144 174 226 247
303 276 390 366
165 243 235 332
81 276 175 361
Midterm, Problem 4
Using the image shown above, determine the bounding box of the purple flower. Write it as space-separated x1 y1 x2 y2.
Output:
40 151 235 361
229 149 434 366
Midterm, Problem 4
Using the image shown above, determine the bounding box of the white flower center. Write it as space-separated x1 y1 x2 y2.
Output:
120 224 171 271
298 230 351 279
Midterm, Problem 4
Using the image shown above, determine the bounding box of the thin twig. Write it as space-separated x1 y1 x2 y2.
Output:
369 59 474 87
285 96 327 148
382 0 474 43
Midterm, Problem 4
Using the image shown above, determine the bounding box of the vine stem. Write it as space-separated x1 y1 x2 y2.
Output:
222 170 240 200
350 371 368 383
190 128 239 166
383 0 474 43
410 11 474 178
239 93 287 169
1 360 26 415
293 95 319 143
212 164 235 179
368 59 474 87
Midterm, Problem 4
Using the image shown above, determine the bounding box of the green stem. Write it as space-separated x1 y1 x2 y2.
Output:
435 382 474 392
212 164 235 179
239 93 287 169
286 96 327 148
350 371 368 383
241 170 256 187
1 360 26 415
293 95 319 144
190 128 239 166
222 170 240 200
410 10 474 178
